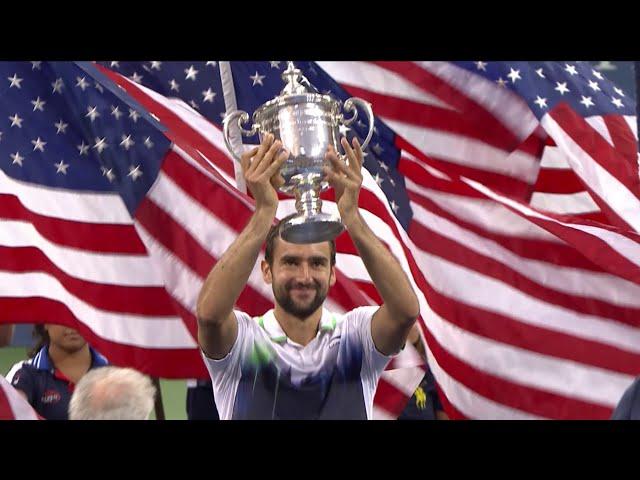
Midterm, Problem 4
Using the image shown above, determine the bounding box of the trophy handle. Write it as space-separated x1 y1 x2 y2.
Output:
341 97 375 152
222 110 260 163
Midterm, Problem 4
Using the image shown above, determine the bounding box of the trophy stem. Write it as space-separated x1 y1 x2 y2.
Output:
279 173 345 244
293 174 323 217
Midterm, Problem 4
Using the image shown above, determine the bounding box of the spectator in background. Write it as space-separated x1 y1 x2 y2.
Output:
611 377 640 420
0 324 14 347
69 366 156 420
398 324 449 420
6 324 108 420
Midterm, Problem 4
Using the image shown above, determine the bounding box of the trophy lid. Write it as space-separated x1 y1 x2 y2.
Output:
280 62 315 96
253 62 339 123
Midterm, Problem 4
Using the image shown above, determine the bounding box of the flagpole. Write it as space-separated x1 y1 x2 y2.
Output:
219 62 247 194
152 377 165 420
635 62 640 146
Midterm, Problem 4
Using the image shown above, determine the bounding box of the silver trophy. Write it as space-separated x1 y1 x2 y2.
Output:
222 62 375 244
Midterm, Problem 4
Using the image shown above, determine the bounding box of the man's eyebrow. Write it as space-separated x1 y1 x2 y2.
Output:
280 255 328 263
309 256 329 263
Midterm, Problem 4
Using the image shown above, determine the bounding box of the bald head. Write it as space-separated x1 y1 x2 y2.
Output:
69 367 156 420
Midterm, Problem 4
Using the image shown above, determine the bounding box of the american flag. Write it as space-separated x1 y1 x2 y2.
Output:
0 61 207 378
4 60 640 419
0 373 39 420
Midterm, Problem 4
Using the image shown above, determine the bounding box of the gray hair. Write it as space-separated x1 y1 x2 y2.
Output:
69 366 156 420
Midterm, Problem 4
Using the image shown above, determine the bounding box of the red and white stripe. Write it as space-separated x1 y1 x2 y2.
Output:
540 105 640 231
401 153 640 418
0 161 205 378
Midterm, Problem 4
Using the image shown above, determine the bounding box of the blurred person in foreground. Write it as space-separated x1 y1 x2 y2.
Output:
69 366 156 420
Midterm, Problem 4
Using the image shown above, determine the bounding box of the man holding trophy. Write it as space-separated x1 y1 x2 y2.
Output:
196 63 420 420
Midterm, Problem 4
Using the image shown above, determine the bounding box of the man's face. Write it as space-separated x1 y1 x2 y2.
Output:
46 324 87 353
262 238 336 320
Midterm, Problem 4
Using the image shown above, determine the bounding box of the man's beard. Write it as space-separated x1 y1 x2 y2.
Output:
274 279 328 320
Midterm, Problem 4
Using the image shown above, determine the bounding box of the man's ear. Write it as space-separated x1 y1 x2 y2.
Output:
261 259 273 284
329 265 336 287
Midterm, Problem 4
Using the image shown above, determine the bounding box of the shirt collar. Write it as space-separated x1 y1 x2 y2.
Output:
32 345 108 371
259 308 338 345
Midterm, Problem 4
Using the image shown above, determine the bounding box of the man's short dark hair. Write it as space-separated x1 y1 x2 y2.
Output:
264 216 336 267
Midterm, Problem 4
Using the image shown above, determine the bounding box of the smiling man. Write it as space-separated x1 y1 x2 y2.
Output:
196 134 420 420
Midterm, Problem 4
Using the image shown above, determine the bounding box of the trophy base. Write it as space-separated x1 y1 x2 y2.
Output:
280 213 345 244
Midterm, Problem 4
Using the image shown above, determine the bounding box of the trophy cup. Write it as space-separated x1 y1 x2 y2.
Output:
222 62 375 244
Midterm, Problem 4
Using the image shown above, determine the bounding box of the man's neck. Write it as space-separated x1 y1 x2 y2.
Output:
48 344 92 377
272 305 324 346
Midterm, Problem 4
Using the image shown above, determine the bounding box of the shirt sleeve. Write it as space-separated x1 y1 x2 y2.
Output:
9 365 35 406
200 311 256 420
345 306 396 419
350 306 396 376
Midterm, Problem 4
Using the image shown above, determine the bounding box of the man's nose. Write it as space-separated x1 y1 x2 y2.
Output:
297 262 312 281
